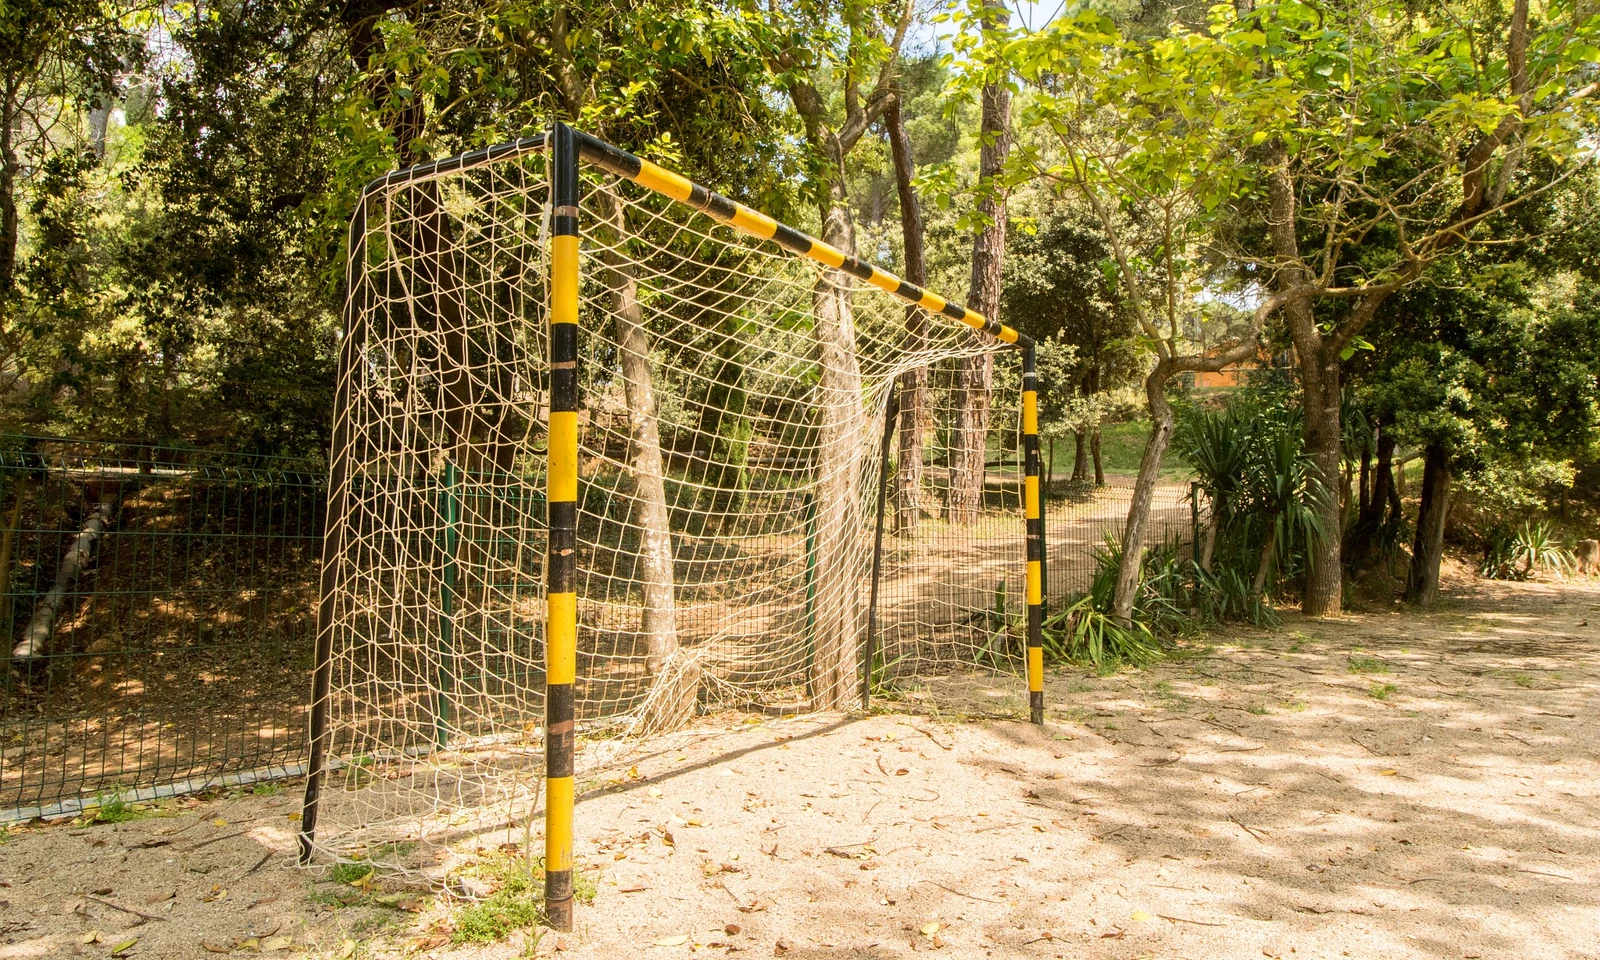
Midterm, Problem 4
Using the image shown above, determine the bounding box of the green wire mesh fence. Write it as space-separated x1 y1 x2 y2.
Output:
0 436 324 819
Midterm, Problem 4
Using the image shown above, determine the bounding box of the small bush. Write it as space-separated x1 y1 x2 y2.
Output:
1481 521 1574 580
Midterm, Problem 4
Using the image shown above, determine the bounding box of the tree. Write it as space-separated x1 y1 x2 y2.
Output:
1352 265 1600 603
946 0 1012 524
1002 207 1139 485
1005 9 1291 624
0 0 144 430
1218 0 1600 615
765 0 913 707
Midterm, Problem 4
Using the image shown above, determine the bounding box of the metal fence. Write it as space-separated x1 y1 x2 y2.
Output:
0 430 1188 820
0 437 324 817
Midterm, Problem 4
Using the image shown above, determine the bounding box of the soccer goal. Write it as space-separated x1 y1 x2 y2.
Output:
296 123 1046 929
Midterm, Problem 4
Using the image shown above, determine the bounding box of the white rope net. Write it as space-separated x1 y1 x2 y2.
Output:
308 149 1035 864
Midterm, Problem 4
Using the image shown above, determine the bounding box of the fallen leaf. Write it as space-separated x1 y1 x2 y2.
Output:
201 886 229 903
620 885 647 893
81 931 100 945
336 940 357 960
648 788 664 798
1131 910 1153 922
920 922 940 936
213 819 228 827
237 938 260 951
774 938 793 956
1380 770 1398 777
110 938 139 956
725 923 741 935
932 935 946 948
263 935 293 951
201 942 231 955
654 934 688 946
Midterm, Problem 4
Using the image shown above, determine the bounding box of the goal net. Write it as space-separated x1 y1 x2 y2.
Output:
298 127 1043 894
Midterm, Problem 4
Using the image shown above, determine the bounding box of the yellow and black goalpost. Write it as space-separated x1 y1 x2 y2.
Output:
297 122 1048 931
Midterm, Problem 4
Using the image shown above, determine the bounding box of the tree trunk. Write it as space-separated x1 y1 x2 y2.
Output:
0 475 28 639
1045 435 1055 486
13 496 115 659
0 80 18 298
1091 428 1105 487
1405 444 1451 606
1358 436 1372 521
1298 344 1345 615
948 8 1010 525
808 182 866 710
1251 519 1278 600
599 194 680 678
1199 506 1221 573
886 99 928 535
1344 427 1395 571
1266 144 1344 617
1072 432 1089 482
1112 365 1176 624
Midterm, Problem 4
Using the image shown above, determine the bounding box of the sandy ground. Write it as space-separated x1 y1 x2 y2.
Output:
2 572 1597 960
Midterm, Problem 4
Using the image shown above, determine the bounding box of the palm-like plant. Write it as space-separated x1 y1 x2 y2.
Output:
1174 407 1253 572
1177 404 1329 606
1242 423 1329 599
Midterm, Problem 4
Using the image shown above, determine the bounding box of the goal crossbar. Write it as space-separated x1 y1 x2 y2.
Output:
296 123 1049 931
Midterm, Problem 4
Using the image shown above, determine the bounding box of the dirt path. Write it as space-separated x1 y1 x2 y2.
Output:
2 574 1597 960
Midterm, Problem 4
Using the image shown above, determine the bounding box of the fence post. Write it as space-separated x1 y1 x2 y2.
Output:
436 461 459 747
543 121 581 933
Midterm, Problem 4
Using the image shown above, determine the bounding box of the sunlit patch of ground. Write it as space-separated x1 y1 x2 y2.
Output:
2 572 1597 959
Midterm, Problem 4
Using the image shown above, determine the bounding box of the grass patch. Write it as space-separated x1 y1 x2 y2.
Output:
451 852 596 945
1283 699 1308 712
1246 703 1268 715
1368 682 1398 700
1347 654 1390 675
250 781 284 797
1064 421 1192 479
1512 673 1534 688
331 861 377 886
85 794 155 824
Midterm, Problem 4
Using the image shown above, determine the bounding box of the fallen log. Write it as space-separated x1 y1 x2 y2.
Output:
11 497 115 659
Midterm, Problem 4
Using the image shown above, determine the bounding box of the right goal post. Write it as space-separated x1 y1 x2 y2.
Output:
297 122 1047 929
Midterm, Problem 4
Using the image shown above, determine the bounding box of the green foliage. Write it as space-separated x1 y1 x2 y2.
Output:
85 793 153 824
330 861 376 885
1176 393 1328 606
1347 654 1389 675
1480 521 1574 580
451 853 596 944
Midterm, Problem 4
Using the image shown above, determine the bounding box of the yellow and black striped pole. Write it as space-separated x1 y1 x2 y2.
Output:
1022 347 1045 725
544 122 580 931
567 130 1030 350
